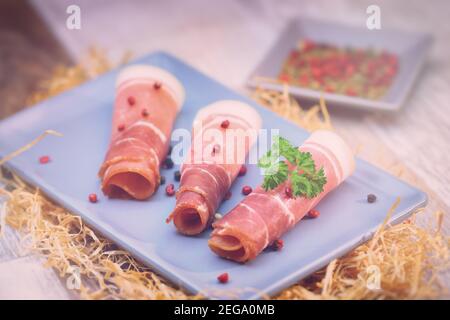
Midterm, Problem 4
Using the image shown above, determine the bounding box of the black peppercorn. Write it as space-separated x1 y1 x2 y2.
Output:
367 193 377 203
174 170 181 182
163 157 174 169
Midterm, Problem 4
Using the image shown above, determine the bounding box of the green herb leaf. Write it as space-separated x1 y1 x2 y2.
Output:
277 136 298 164
291 171 312 197
308 167 327 198
257 135 327 198
261 161 288 191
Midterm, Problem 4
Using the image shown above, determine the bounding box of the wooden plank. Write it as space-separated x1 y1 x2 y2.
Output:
0 0 72 120
0 224 24 263
0 255 73 300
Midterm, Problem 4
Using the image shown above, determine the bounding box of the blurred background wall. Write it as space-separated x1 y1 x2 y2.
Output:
29 0 450 89
0 0 70 119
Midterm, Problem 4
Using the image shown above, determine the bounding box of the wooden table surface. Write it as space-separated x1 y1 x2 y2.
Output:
1 0 449 299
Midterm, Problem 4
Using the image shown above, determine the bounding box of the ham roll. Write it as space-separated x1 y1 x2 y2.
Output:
209 130 355 262
168 100 262 235
99 65 184 200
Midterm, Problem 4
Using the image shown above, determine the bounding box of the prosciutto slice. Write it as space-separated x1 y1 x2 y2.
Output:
168 100 262 235
99 65 184 200
209 130 355 262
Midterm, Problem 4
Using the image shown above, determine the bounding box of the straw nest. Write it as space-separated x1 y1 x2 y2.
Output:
0 49 448 299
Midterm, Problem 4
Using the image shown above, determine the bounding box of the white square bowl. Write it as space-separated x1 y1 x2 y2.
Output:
247 18 432 112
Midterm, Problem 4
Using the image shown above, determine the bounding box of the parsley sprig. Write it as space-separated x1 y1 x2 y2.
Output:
257 136 327 198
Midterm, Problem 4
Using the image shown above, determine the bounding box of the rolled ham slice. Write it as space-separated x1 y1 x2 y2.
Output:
209 130 355 262
168 100 262 235
99 65 184 200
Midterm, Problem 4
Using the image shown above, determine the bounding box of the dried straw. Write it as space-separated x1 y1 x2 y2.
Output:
0 130 62 166
3 185 194 299
251 82 332 132
0 50 448 299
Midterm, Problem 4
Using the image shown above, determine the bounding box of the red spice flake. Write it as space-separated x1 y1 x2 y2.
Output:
141 108 149 117
307 209 320 219
296 59 306 68
242 185 252 196
88 193 98 203
298 75 309 86
165 183 175 196
224 191 232 200
279 73 290 82
271 239 284 251
220 120 230 129
345 64 355 77
127 96 136 106
278 41 398 100
345 88 357 96
311 67 323 79
117 124 125 132
289 51 299 60
217 272 229 284
309 57 321 68
153 82 162 90
285 186 293 198
302 39 315 51
39 155 50 164
385 66 396 77
324 85 335 93
238 165 247 177
265 239 284 251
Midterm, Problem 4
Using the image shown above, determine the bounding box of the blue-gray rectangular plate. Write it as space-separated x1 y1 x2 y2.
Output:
0 52 427 299
247 18 432 112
